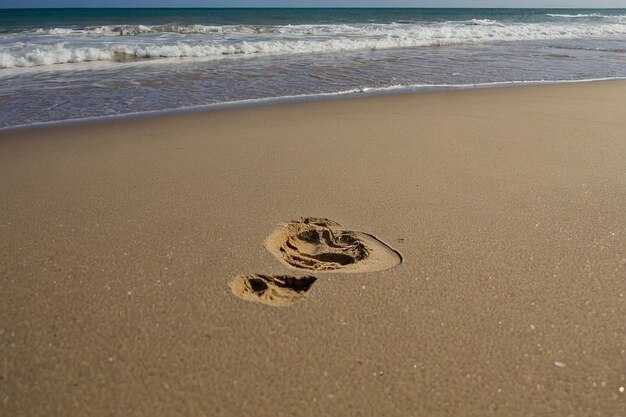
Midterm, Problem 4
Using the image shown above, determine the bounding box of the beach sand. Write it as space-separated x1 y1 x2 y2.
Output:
1 81 625 416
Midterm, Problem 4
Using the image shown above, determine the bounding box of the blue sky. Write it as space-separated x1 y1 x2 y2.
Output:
2 0 626 7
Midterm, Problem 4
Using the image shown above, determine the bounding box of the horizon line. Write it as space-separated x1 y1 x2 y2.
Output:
2 6 626 9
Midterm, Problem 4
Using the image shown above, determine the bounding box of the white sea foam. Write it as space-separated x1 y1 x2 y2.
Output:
2 21 626 69
458 19 504 26
546 13 626 21
27 23 283 36
0 44 112 68
547 14 602 18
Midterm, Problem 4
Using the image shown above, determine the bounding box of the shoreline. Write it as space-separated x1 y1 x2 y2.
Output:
3 76 626 133
2 80 625 416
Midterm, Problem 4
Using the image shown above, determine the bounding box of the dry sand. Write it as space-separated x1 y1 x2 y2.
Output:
1 81 625 416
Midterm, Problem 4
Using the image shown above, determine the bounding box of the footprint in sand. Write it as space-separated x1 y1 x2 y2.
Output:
264 217 402 273
230 218 401 307
230 274 317 307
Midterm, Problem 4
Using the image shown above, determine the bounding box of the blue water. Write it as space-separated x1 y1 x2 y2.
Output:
1 8 626 128
2 8 626 29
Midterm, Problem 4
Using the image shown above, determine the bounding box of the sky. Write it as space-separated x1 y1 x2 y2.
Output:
2 0 626 7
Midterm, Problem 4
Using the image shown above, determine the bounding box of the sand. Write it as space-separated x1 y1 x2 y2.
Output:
264 217 402 273
1 81 625 416
230 274 317 307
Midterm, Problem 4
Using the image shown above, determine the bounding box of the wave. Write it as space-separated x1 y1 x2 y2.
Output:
546 14 603 18
3 21 626 69
5 17 626 37
0 21 514 37
11 23 360 36
457 19 504 26
546 13 626 21
34 24 230 36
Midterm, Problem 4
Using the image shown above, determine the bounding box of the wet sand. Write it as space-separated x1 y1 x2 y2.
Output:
1 81 625 416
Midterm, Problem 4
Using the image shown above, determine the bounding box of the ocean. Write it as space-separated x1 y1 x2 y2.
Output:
1 8 626 129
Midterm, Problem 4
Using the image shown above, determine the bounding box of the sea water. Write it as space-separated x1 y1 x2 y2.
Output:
1 8 626 128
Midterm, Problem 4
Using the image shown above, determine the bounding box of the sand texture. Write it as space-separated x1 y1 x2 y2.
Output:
1 81 625 416
264 217 402 273
230 274 317 307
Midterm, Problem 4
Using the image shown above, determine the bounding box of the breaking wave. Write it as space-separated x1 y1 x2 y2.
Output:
546 13 626 21
2 21 626 69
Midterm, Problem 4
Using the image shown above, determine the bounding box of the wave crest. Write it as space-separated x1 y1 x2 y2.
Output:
3 21 626 69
